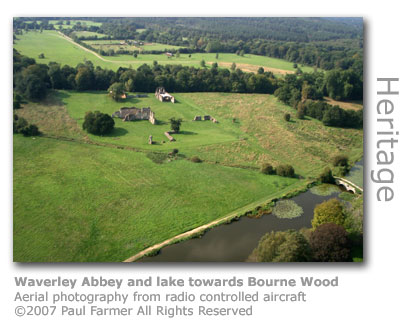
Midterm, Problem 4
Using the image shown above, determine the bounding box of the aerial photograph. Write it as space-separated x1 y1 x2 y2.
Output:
12 17 363 262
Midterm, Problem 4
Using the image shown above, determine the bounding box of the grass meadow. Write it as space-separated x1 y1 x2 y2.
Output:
13 135 302 262
17 91 363 178
14 30 314 73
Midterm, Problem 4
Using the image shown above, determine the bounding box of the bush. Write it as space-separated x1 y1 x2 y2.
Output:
284 113 291 121
319 167 335 183
276 164 295 177
82 111 115 135
332 154 348 167
190 156 202 163
169 117 182 133
20 124 40 136
261 163 275 175
309 223 352 262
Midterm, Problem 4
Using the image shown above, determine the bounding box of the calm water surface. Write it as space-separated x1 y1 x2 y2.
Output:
140 189 341 262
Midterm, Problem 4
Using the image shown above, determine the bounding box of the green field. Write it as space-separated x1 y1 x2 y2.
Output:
73 31 108 38
17 91 363 177
14 30 314 73
13 134 303 262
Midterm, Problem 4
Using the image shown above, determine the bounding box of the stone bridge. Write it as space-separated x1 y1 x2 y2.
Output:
334 177 363 194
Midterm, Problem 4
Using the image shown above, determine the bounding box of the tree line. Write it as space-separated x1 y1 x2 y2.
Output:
13 49 362 129
14 17 363 73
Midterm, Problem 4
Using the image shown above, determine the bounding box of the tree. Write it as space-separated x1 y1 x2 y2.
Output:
261 163 275 175
257 67 264 74
215 53 219 59
82 111 115 135
296 101 305 119
284 113 291 122
75 66 94 91
276 164 295 177
133 51 138 58
309 223 352 262
169 117 182 133
200 59 206 68
230 62 236 71
312 198 345 229
20 124 40 137
332 154 348 167
319 167 335 183
38 53 45 59
108 82 126 101
250 230 311 262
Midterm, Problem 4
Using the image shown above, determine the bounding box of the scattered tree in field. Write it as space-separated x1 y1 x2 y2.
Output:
200 59 206 68
284 113 291 122
13 116 40 136
276 164 295 177
312 198 345 229
296 101 305 119
230 62 236 71
309 223 352 262
250 230 311 262
319 167 335 184
257 67 264 74
108 82 126 101
169 117 182 133
20 124 40 137
82 111 115 135
133 51 138 58
293 63 298 68
261 163 275 175
38 53 45 59
215 53 219 59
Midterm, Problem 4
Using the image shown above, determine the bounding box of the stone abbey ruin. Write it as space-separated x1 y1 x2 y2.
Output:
193 115 218 123
112 107 156 124
155 87 175 103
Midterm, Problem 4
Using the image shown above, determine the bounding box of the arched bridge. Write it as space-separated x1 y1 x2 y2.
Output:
334 177 363 194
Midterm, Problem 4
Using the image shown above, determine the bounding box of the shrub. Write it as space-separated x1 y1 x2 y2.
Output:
20 124 40 137
190 156 202 163
332 154 348 167
82 111 115 135
169 117 182 133
309 223 352 262
261 163 275 175
284 113 291 121
319 167 335 183
276 164 295 177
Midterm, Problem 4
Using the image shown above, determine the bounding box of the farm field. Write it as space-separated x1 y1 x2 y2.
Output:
72 31 108 38
14 30 314 73
13 134 303 262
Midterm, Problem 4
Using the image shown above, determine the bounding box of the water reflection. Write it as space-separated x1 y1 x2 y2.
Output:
140 189 341 262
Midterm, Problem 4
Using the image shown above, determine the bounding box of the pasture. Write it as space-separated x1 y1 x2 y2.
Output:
13 134 303 262
14 30 315 73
